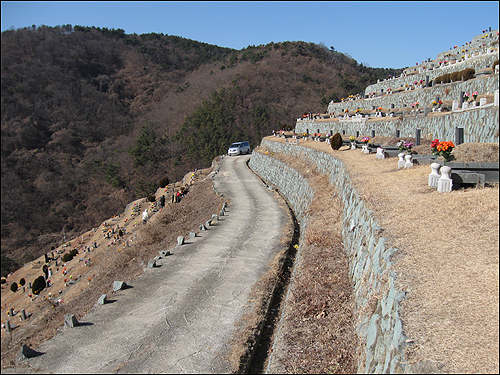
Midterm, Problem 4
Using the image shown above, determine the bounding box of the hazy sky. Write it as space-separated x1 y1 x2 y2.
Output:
2 1 499 68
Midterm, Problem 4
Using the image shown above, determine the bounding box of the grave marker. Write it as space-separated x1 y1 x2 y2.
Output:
97 294 107 305
64 314 79 328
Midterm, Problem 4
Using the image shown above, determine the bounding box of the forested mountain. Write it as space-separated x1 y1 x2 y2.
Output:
1 25 402 276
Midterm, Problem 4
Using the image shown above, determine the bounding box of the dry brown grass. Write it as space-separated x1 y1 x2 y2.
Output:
1 171 226 369
255 150 359 374
263 136 499 374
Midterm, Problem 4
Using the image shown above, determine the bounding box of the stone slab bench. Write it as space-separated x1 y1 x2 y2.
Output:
442 162 499 183
451 171 485 188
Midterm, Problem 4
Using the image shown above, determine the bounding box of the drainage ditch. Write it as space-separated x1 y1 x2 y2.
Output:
237 163 302 374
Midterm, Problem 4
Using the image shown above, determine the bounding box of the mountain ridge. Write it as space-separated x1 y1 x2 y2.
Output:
1 24 401 276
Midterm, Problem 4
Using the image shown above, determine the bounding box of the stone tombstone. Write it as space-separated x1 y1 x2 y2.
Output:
147 260 156 268
424 107 431 117
4 320 11 333
19 344 41 360
356 131 359 138
495 89 499 106
455 127 464 145
20 309 27 321
459 92 465 106
416 129 421 146
452 100 459 111
396 129 400 138
189 231 197 238
342 129 346 135
371 130 375 138
97 294 107 305
177 236 184 246
113 281 127 291
480 97 487 106
425 75 429 87
391 103 395 109
199 224 207 231
64 314 79 328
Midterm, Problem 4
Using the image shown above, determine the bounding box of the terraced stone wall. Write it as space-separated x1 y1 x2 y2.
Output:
327 73 499 114
362 51 499 96
297 104 499 142
249 139 410 373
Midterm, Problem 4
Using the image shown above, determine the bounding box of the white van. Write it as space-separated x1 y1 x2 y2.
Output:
227 141 250 156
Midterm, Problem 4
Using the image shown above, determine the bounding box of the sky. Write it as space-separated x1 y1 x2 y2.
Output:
1 1 499 68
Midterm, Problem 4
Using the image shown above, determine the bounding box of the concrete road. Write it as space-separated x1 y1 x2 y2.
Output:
24 154 288 374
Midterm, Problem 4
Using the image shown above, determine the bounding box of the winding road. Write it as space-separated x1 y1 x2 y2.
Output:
25 154 289 373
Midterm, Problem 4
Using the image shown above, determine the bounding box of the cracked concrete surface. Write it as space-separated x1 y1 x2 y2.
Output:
19 155 288 374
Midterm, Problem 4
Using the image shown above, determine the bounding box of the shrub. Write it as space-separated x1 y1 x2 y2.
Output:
460 68 475 81
450 71 460 82
19 278 26 286
442 73 451 84
61 249 78 263
10 282 18 292
493 59 499 72
32 275 46 295
147 194 156 202
1 277 6 284
330 133 343 150
433 75 442 84
158 176 169 188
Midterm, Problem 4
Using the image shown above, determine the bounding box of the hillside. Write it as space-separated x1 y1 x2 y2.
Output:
1 25 402 276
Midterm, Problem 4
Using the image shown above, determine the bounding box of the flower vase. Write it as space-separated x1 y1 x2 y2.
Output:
437 165 453 192
351 142 356 150
428 162 441 187
398 153 406 168
404 154 413 168
361 144 369 154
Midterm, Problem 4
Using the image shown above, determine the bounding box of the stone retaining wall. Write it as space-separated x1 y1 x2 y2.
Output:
296 104 499 142
326 73 499 114
362 51 498 96
249 139 409 373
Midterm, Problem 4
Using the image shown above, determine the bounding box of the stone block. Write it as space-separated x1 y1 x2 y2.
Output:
18 345 42 360
64 314 79 328
177 236 184 245
160 250 171 257
189 232 196 238
113 281 127 291
97 294 107 305
147 260 156 268
199 224 207 231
